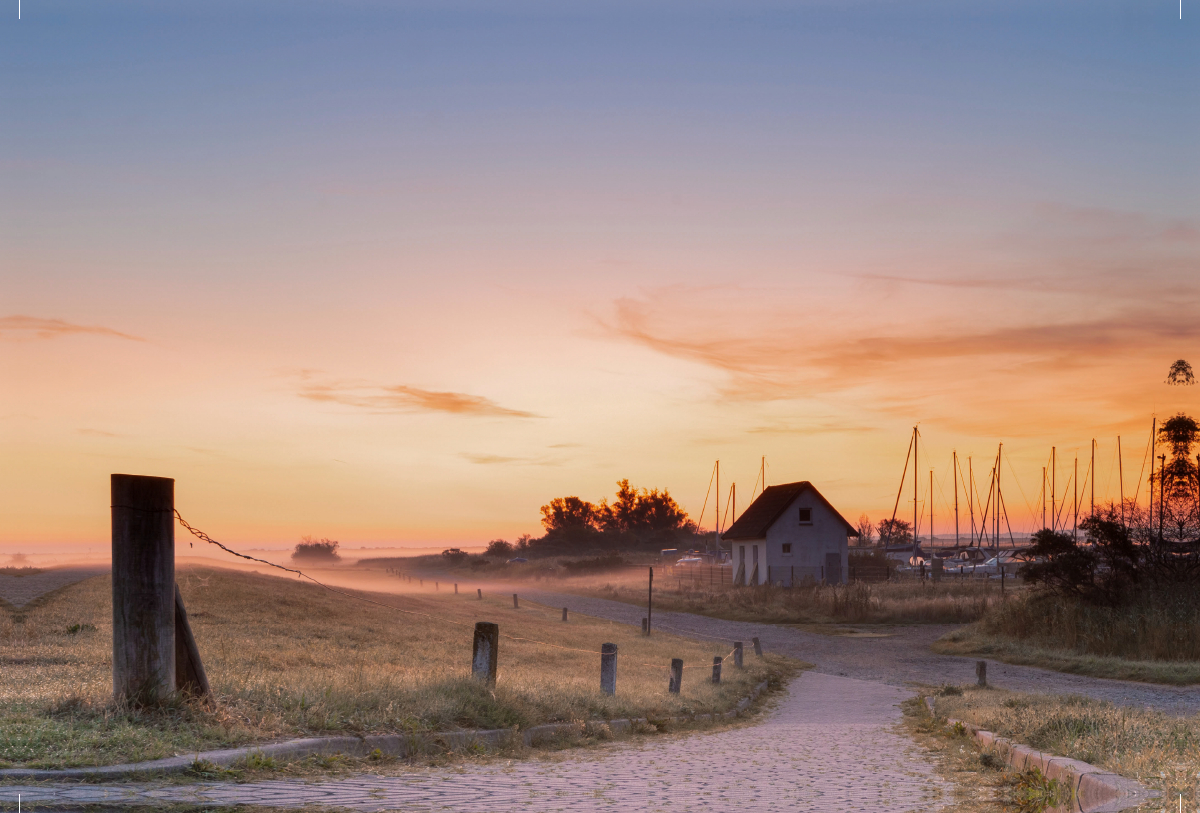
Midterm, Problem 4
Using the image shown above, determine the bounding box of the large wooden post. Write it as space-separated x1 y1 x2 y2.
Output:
472 622 499 685
111 474 176 704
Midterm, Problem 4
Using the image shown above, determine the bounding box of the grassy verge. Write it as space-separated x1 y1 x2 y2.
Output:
928 685 1200 808
933 589 1200 685
902 694 1075 813
0 566 795 770
933 628 1200 685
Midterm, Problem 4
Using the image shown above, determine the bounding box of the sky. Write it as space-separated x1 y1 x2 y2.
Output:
2 1 1198 553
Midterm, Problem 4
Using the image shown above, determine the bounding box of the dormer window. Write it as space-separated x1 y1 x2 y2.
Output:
798 507 812 524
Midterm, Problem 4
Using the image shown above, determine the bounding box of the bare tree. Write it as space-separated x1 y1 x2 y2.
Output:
856 514 875 547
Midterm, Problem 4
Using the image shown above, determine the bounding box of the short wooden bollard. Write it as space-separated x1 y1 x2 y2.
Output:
477 588 482 600
420 579 424 587
454 583 458 594
472 622 499 685
600 643 617 696
562 607 568 622
668 658 683 694
512 593 519 609
752 637 763 657
435 582 439 591
976 660 987 687
111 473 176 704
733 642 744 668
711 656 722 684
641 617 648 634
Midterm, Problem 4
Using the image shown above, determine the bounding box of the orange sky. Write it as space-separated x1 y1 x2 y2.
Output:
2 3 1197 554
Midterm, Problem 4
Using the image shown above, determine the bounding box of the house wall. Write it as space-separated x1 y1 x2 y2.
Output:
762 495 849 585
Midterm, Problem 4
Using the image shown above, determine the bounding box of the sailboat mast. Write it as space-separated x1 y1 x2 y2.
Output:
1042 467 1047 530
996 443 1002 550
1118 435 1124 526
954 450 959 548
715 460 720 551
1051 447 1057 532
1150 417 1156 516
969 457 975 540
1073 455 1078 541
913 427 919 544
929 469 934 547
1091 439 1096 518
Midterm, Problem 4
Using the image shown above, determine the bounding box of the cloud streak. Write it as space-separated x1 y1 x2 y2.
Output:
0 315 145 342
300 381 539 418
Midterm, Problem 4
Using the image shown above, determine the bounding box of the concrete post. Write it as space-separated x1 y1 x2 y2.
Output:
600 643 617 696
668 658 683 694
111 474 176 704
733 642 744 668
752 637 763 657
932 558 943 583
976 660 987 687
711 656 722 684
472 622 499 685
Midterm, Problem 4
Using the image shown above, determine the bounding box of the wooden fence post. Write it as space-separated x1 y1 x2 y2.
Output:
752 637 762 657
600 643 617 696
174 584 211 702
976 660 987 687
733 641 744 668
711 656 722 684
477 588 482 600
472 622 499 685
454 583 458 594
512 593 519 609
111 474 176 704
642 617 648 635
668 658 683 693
562 607 568 622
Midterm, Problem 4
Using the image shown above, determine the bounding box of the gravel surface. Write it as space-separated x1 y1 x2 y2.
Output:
519 589 1200 717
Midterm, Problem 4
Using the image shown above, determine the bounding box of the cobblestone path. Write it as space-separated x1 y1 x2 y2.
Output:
4 673 949 812
521 590 1200 717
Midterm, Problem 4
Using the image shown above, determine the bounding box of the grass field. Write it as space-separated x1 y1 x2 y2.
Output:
929 685 1200 809
0 566 792 769
567 570 1013 625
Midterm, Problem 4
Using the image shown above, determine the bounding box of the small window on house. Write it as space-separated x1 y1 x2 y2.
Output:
798 508 812 524
781 543 792 555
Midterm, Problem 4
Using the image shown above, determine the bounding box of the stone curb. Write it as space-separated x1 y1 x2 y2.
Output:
0 680 771 782
925 697 1157 813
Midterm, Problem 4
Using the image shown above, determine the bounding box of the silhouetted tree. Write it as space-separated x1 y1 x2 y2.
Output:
876 518 912 547
292 536 341 563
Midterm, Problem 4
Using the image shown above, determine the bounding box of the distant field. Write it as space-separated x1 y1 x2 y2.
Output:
0 566 792 769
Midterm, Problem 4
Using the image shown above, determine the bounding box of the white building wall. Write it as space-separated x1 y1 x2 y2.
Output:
763 496 849 585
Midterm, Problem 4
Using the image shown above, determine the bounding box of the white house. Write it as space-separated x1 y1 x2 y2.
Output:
722 481 859 586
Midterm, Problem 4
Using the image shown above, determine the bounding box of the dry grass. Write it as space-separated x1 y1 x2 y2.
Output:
572 571 1014 625
931 685 1200 809
0 566 793 769
934 590 1200 685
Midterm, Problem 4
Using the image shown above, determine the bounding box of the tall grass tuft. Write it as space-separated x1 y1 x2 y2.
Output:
976 587 1200 662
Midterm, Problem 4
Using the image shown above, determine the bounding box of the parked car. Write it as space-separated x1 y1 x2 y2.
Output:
675 557 704 567
505 557 528 564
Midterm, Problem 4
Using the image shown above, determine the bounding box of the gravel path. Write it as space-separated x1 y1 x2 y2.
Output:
3 672 950 813
0 566 108 609
520 590 1200 717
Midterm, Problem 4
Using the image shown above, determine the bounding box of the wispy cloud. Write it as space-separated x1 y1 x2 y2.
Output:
78 428 122 437
461 452 564 466
300 380 539 418
0 315 145 342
